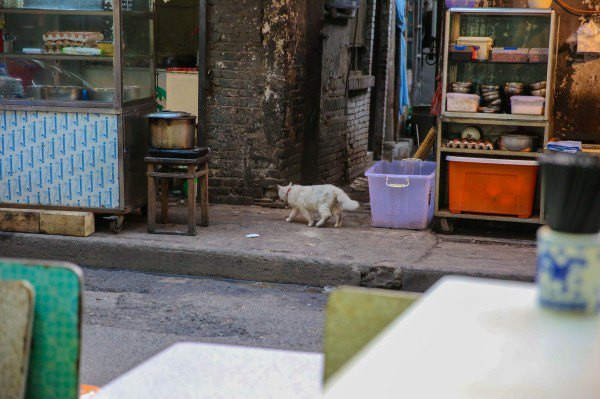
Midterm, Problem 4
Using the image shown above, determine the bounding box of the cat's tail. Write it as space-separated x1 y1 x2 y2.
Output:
335 188 360 211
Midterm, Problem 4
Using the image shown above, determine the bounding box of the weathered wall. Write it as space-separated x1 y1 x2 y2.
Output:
347 0 378 181
206 0 307 204
318 25 350 184
476 0 600 142
318 0 378 184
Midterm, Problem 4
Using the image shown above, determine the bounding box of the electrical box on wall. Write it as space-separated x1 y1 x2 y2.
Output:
324 0 359 20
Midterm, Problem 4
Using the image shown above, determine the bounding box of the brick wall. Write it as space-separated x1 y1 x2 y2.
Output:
346 90 371 180
318 75 349 184
204 0 388 203
205 0 306 204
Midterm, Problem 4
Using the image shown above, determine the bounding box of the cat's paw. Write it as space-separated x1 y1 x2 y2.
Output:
286 218 292 223
308 222 314 227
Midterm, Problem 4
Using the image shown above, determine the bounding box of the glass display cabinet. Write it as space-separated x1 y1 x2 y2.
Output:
435 8 558 233
0 0 156 232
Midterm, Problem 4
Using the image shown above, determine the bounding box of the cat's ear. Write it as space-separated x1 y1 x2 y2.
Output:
288 182 292 187
277 185 281 190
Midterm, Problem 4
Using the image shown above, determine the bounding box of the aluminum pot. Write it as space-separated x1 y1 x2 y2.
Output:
25 85 83 101
146 111 197 149
498 134 537 152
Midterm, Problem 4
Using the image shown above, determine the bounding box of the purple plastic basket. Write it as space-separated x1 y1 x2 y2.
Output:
445 0 476 7
365 160 436 230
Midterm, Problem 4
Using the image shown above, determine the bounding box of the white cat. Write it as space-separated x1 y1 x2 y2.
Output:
277 183 360 228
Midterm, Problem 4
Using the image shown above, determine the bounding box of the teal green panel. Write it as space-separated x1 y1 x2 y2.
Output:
0 260 82 399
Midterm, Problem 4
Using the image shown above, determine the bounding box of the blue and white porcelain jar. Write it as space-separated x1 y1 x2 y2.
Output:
537 226 600 313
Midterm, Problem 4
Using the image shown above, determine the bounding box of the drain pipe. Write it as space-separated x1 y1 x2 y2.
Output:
198 0 207 148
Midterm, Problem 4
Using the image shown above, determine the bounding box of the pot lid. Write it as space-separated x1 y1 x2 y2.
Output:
145 111 192 119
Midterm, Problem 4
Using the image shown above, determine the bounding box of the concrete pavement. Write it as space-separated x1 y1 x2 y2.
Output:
81 268 326 386
0 204 538 292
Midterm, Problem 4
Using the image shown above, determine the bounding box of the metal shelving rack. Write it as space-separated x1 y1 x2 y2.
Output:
435 8 559 233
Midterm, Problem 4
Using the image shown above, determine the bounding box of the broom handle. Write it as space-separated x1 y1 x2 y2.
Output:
414 126 437 160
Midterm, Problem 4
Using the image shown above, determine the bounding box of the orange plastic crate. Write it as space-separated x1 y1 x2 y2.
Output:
447 156 539 218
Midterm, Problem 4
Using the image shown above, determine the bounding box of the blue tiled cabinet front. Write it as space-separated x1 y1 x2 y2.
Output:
0 110 120 209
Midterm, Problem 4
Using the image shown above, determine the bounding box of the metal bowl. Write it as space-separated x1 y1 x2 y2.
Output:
481 84 500 91
504 86 524 95
498 134 537 152
531 88 546 97
530 81 547 90
89 86 141 102
26 85 83 101
481 106 502 113
452 87 472 94
483 92 500 101
505 82 525 89
452 81 473 88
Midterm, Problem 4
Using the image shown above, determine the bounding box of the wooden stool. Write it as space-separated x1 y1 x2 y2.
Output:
145 155 210 236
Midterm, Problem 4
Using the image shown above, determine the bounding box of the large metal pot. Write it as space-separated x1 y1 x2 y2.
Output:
146 111 197 149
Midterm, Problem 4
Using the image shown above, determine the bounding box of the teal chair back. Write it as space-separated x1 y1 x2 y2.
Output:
0 258 83 399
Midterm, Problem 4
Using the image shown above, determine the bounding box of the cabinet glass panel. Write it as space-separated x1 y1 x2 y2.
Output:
5 58 114 101
121 11 153 102
9 0 106 11
3 0 153 12
0 13 114 103
449 14 550 85
455 15 550 48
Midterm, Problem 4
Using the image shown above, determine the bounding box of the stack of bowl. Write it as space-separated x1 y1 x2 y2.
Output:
504 82 524 112
451 81 473 93
530 80 546 97
480 84 501 113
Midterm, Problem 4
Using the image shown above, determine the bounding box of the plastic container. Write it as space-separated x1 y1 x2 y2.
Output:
511 95 545 115
456 37 493 60
447 156 539 218
528 0 552 8
529 48 549 63
449 44 477 61
446 93 480 113
365 160 436 229
445 0 476 7
491 47 530 63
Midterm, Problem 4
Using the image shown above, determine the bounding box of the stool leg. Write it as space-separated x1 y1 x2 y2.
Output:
187 166 197 235
200 164 209 227
147 164 156 233
160 178 169 224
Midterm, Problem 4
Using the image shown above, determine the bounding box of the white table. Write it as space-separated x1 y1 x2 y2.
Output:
325 277 600 399
95 342 323 399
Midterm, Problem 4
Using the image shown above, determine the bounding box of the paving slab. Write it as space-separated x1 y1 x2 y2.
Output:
0 204 537 291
